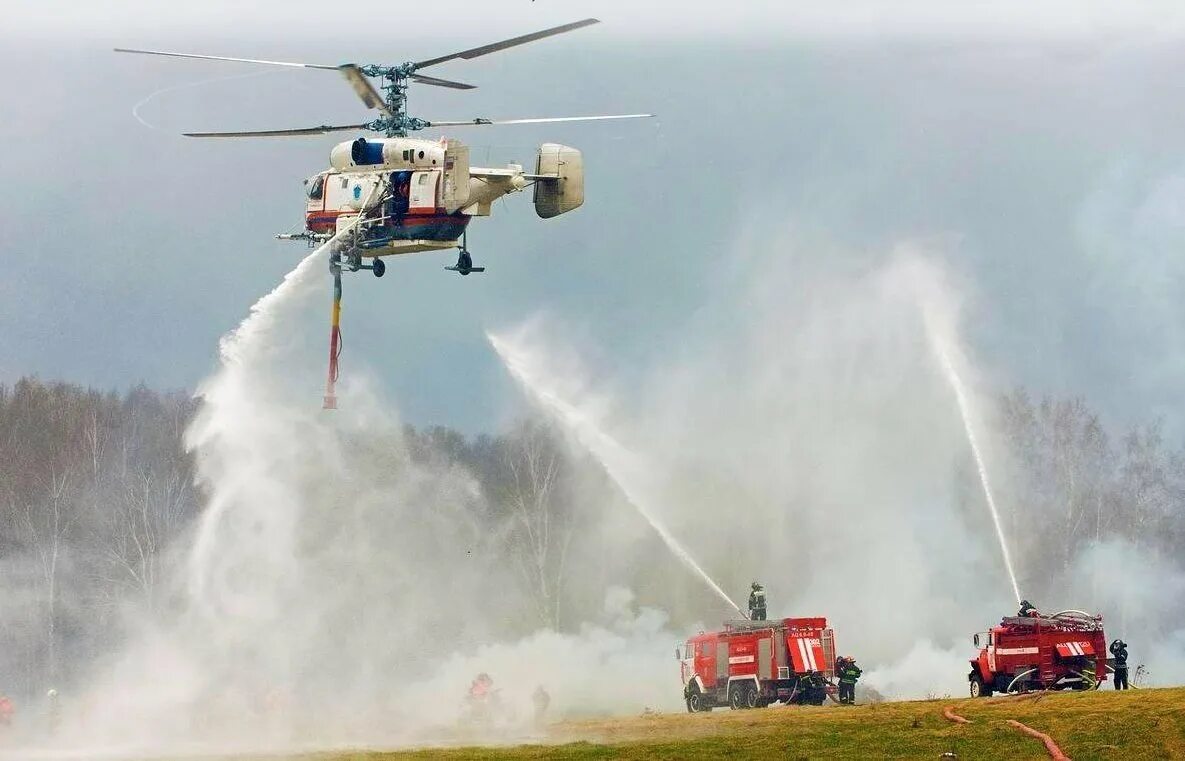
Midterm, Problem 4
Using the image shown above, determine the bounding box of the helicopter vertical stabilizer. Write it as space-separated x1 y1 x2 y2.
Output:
533 143 583 218
442 140 471 211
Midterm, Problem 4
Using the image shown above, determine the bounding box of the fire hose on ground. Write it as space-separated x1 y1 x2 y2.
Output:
940 704 1072 760
942 706 971 724
1006 719 1072 761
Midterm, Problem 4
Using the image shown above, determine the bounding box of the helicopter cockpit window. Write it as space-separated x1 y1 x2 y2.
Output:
306 175 324 200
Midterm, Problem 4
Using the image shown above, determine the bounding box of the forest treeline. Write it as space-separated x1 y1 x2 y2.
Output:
1 377 1184 702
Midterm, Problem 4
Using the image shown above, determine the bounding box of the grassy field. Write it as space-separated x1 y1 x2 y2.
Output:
294 687 1185 760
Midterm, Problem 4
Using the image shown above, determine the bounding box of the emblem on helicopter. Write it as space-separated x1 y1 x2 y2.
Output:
116 19 650 408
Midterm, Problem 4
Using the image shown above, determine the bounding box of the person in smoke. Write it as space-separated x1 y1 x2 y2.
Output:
748 582 767 621
0 693 13 728
532 684 551 724
837 657 862 704
465 673 497 725
1017 600 1039 618
1110 639 1130 690
469 672 493 700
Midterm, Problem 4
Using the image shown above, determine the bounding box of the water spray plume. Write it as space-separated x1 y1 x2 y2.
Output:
922 311 1023 606
488 331 748 619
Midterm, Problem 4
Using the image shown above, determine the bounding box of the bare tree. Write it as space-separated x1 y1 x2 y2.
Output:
16 466 81 687
501 421 575 629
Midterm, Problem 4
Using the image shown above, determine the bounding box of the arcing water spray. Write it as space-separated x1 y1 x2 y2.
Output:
488 331 748 619
920 309 1022 605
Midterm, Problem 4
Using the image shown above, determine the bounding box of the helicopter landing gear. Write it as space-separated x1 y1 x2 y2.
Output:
332 240 384 277
446 232 485 276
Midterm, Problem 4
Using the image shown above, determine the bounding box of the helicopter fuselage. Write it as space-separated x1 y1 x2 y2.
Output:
300 136 577 258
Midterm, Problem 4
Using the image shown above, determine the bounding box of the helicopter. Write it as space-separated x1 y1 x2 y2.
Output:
115 19 649 277
116 19 650 408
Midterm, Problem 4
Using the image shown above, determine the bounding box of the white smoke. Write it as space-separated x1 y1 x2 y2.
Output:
7 238 692 759
861 640 970 700
1057 539 1185 686
11 226 1183 758
488 328 747 619
483 240 1029 698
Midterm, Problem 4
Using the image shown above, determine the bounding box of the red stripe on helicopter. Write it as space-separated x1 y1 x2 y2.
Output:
306 211 464 226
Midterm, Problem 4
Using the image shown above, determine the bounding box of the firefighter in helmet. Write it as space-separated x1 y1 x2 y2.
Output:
748 582 767 621
1018 600 1039 618
1110 639 1130 690
838 657 862 704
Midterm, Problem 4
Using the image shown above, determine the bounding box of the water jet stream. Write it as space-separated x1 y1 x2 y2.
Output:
923 316 1022 605
488 332 748 619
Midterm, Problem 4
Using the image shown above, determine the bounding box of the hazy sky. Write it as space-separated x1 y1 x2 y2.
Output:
2 1 1185 433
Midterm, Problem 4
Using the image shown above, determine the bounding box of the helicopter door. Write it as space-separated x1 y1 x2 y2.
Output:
408 170 440 214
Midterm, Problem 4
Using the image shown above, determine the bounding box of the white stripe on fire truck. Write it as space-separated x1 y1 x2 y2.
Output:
796 638 817 671
729 655 755 665
994 647 1040 655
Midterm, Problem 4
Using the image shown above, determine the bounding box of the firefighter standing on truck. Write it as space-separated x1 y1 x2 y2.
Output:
748 582 767 621
1110 639 1130 690
838 657 862 704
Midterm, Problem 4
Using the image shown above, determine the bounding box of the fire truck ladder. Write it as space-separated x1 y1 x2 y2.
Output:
1038 648 1056 685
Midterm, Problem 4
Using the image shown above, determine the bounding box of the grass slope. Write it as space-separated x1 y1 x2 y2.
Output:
305 687 1185 760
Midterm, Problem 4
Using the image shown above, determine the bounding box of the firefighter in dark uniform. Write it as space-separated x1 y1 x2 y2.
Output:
1018 600 1038 618
838 657 862 704
748 582 767 621
1110 639 1129 690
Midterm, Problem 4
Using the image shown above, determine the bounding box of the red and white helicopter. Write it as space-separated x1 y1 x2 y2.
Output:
117 19 650 407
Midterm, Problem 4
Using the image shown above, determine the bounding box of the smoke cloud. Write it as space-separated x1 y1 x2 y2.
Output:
8 231 1184 758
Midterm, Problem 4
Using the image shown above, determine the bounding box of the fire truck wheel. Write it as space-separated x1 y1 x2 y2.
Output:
969 675 992 698
686 689 708 713
729 683 758 710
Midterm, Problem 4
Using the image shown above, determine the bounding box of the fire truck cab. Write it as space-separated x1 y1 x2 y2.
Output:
678 617 837 712
968 611 1108 696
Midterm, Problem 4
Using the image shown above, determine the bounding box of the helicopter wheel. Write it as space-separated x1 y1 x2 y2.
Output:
458 251 473 273
372 258 386 278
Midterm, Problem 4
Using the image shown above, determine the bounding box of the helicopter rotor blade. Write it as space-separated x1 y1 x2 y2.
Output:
183 123 370 138
338 65 393 115
412 18 599 70
410 73 477 90
114 48 340 70
423 113 653 127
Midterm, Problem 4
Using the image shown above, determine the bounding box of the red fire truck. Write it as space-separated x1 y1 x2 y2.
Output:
678 617 837 711
968 610 1108 696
